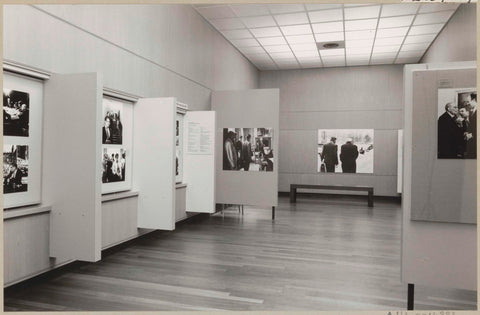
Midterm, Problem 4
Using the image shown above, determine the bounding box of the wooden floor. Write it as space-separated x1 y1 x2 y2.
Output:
4 196 477 311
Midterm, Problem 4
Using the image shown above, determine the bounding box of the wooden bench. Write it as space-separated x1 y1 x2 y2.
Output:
289 184 374 207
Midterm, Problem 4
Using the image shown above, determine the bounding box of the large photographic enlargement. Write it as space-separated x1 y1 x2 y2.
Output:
318 129 374 174
223 128 274 172
437 88 477 159
3 89 30 137
3 145 28 194
102 98 123 145
102 148 126 183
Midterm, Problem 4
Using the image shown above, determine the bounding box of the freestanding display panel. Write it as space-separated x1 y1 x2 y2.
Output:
402 62 476 293
212 89 279 208
43 73 103 262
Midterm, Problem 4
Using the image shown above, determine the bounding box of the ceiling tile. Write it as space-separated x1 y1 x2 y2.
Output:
296 55 321 62
257 36 287 46
344 4 374 7
230 38 259 47
245 52 272 60
345 19 378 31
250 27 282 38
274 12 309 26
210 18 245 30
374 36 405 46
308 9 343 23
286 34 315 44
280 24 312 36
413 11 454 25
196 5 236 19
376 27 409 38
268 4 305 14
346 47 372 55
305 4 342 11
378 15 414 28
263 45 291 53
222 29 253 40
241 16 276 28
401 42 430 51
347 39 374 48
312 21 344 33
419 3 460 14
321 55 345 61
408 23 444 35
381 4 420 17
322 59 346 67
397 50 424 58
193 4 222 8
300 62 322 69
270 51 296 59
372 45 400 54
370 57 395 64
238 46 265 54
345 30 376 40
320 48 345 57
344 5 380 20
290 43 317 51
294 50 319 58
403 34 437 44
395 56 421 64
315 32 344 42
256 64 277 70
230 4 270 17
347 60 370 66
371 52 398 59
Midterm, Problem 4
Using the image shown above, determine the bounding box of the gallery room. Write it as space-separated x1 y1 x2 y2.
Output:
2 2 477 312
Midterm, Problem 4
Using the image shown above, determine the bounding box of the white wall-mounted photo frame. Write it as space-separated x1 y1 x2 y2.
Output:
101 96 134 194
3 72 43 209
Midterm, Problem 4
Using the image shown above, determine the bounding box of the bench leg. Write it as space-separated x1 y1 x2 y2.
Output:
290 188 296 203
368 190 374 207
272 206 275 220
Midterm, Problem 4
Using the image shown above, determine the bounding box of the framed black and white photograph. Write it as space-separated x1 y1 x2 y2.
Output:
437 88 477 159
102 97 124 145
317 129 374 174
223 127 274 172
102 147 126 183
3 72 43 208
3 145 28 194
3 89 30 137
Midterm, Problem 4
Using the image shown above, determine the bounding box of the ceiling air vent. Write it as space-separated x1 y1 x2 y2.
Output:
316 41 345 50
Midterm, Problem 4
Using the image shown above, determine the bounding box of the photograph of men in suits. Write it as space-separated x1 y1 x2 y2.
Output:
464 92 476 158
102 116 112 144
438 102 465 158
340 138 359 173
320 137 338 172
318 130 373 174
3 145 28 194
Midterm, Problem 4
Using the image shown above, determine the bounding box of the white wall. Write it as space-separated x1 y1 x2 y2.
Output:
421 3 476 64
259 65 404 196
4 4 259 109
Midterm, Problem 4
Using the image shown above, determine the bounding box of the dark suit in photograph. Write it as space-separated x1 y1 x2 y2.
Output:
321 142 338 172
103 126 112 144
340 142 359 173
467 110 477 158
438 112 463 158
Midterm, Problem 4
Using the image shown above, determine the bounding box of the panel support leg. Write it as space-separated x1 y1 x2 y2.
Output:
407 283 414 310
290 186 296 203
272 206 275 220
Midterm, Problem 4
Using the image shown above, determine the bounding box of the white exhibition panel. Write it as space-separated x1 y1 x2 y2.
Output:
3 72 43 208
133 97 175 230
183 111 216 213
402 62 476 291
397 130 403 194
101 96 134 194
43 73 102 262
212 89 279 207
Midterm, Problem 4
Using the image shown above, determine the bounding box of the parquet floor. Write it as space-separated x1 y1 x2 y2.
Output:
4 195 477 311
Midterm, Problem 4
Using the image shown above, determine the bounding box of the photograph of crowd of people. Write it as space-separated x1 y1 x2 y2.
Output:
102 98 123 145
223 127 274 172
102 148 126 183
318 129 374 174
437 89 476 159
3 145 29 194
3 89 30 137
